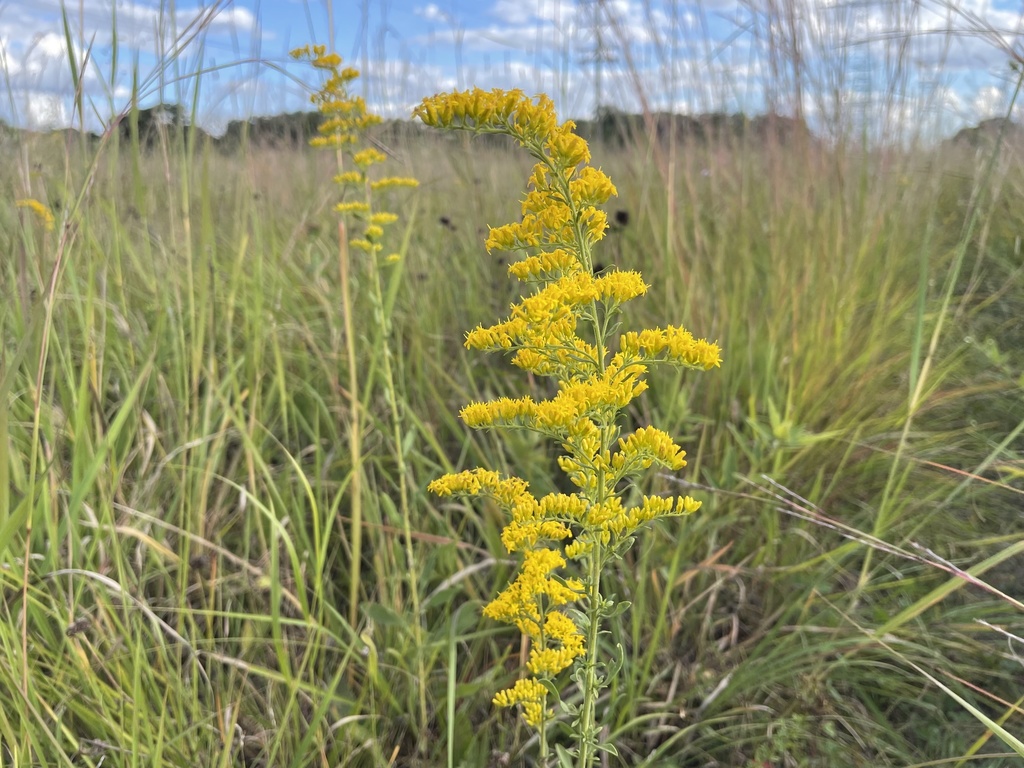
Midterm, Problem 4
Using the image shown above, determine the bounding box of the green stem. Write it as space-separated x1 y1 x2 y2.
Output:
539 693 550 765
338 191 363 639
365 228 429 749
577 545 604 767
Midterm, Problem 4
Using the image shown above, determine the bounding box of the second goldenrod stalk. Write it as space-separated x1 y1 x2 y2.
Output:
292 45 427 747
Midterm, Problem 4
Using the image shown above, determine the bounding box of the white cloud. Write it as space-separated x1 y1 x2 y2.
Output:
417 4 447 23
973 84 1005 119
0 0 264 130
492 0 568 26
0 30 90 94
206 5 258 34
25 91 68 128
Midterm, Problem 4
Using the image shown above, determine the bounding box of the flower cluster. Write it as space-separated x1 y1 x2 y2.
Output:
419 89 721 744
291 45 417 261
16 198 55 231
430 470 586 726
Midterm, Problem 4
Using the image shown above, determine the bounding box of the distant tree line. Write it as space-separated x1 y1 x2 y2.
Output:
579 106 815 147
946 117 1024 150
8 104 1022 154
96 103 821 151
117 103 190 147
104 105 415 151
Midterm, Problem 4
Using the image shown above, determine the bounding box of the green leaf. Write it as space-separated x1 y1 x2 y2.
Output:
604 600 632 620
65 359 154 521
606 642 626 679
890 644 1024 757
596 741 619 757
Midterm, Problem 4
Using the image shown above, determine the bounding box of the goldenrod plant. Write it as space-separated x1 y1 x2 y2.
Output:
292 45 429 739
417 88 721 766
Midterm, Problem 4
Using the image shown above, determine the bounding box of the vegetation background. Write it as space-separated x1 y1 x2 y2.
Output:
1 1 1023 766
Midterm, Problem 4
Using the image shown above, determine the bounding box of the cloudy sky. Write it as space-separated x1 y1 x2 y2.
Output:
1 0 1021 138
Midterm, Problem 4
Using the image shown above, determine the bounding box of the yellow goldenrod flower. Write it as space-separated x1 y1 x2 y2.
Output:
296 44 416 267
335 201 370 214
569 166 618 206
310 134 356 148
527 612 585 676
353 148 388 169
492 678 549 727
594 270 648 302
313 52 342 69
507 248 580 281
334 171 364 185
16 198 55 230
428 468 533 510
370 177 419 190
619 326 724 370
500 519 573 553
354 239 383 253
546 127 590 168
616 426 687 472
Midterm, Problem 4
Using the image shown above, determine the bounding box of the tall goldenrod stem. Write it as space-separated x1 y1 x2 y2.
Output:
339 221 363 632
293 38 424 742
577 547 604 768
365 242 429 746
539 693 550 763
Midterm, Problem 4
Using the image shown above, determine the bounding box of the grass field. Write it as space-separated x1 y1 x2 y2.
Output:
2 8 1024 766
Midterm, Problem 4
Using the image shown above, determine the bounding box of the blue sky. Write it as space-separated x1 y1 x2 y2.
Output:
1 0 1022 138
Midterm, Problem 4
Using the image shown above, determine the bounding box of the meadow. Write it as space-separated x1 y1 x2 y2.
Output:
2 26 1024 767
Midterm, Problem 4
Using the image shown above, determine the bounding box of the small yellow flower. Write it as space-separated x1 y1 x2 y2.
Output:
527 613 585 676
349 239 380 252
492 678 549 727
370 177 419 190
569 166 617 206
507 248 580 281
546 127 590 168
313 52 342 69
16 199 55 230
335 201 370 214
310 134 356 148
616 426 687 471
352 148 388 169
619 326 723 370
